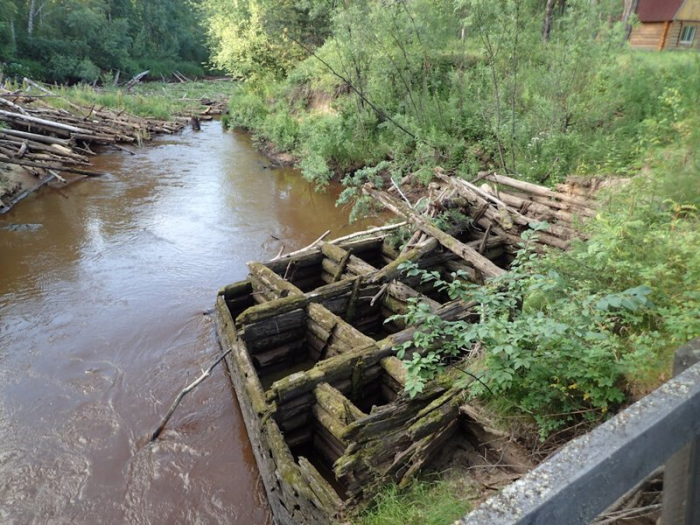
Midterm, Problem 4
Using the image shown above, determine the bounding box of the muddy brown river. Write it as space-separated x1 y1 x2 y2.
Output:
0 122 370 524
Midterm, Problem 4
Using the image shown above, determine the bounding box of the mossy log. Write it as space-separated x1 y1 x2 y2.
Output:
313 404 348 443
308 303 376 350
265 252 324 274
380 357 407 388
248 262 304 298
217 296 302 524
264 418 334 523
267 342 378 404
236 294 309 325
321 242 351 264
369 239 439 283
396 419 459 487
218 279 252 300
314 382 367 425
298 457 344 512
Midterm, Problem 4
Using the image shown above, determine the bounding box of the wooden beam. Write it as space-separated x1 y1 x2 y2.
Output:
363 186 505 279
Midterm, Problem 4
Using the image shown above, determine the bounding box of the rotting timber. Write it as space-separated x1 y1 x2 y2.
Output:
0 78 221 213
214 171 600 524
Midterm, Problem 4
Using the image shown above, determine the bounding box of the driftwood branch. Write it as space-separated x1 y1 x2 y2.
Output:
329 221 407 244
271 230 331 261
150 348 233 441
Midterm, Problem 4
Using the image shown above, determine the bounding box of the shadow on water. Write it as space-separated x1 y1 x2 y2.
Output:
0 121 374 524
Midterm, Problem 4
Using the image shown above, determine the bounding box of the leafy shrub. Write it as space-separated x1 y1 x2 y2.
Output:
391 162 700 439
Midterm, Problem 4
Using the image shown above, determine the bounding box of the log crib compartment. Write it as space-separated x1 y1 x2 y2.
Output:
238 301 374 390
219 280 257 319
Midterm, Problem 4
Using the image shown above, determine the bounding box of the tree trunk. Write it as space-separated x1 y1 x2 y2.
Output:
27 0 36 35
542 0 556 42
622 0 639 40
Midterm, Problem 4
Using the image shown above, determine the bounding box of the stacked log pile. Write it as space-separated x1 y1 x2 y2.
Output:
214 173 600 524
0 80 184 183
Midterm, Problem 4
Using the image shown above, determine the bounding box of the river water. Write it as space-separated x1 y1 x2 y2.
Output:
0 122 368 524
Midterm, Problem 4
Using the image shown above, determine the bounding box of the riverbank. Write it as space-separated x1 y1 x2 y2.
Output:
0 79 230 213
219 53 700 524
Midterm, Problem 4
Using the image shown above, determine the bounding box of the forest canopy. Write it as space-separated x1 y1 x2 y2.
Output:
0 0 209 83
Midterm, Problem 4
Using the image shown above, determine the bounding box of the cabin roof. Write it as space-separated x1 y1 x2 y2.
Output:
637 0 685 22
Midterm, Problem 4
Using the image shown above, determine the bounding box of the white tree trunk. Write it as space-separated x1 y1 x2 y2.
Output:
27 0 36 35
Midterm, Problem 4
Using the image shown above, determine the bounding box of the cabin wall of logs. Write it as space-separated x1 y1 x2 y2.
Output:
215 173 600 524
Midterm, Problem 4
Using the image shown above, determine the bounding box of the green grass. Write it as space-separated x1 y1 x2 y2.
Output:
353 477 472 525
30 79 237 120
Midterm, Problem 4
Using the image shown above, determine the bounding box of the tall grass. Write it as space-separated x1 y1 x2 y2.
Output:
41 80 236 120
354 478 471 525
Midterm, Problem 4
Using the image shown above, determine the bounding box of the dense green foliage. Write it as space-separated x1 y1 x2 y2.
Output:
391 141 700 439
211 0 700 191
0 0 209 83
202 1 699 444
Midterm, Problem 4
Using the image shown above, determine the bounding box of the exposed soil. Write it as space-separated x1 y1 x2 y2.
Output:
0 164 52 213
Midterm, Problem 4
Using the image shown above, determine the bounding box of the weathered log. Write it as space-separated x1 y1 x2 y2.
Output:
125 70 149 90
0 96 27 115
240 308 307 342
314 382 366 425
309 303 375 350
366 189 506 278
297 457 343 513
0 129 71 146
312 404 348 443
219 279 253 299
248 262 304 298
272 229 331 261
484 173 597 210
435 171 572 249
0 109 91 134
380 357 407 388
248 327 307 354
0 156 105 177
252 340 306 369
236 294 309 325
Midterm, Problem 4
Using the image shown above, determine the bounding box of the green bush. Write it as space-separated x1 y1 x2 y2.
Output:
391 150 700 439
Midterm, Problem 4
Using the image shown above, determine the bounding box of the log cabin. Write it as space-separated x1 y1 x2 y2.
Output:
630 0 700 50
